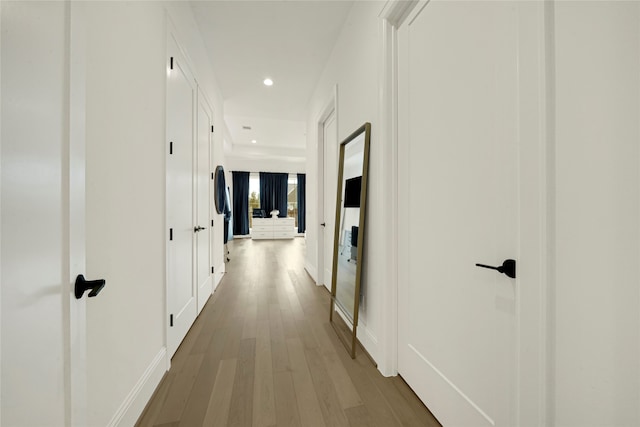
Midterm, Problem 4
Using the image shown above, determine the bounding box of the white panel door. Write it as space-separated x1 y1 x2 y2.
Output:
196 90 212 313
167 38 197 358
398 2 521 426
322 110 337 291
1 2 87 425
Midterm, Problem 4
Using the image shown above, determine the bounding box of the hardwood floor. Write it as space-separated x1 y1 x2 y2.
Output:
136 238 440 427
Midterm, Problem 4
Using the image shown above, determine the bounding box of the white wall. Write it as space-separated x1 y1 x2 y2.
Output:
552 3 640 425
305 1 385 364
227 157 305 175
84 2 225 425
85 4 165 424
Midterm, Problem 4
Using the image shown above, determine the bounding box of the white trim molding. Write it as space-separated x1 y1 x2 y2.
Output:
375 0 417 378
68 3 88 425
380 0 418 27
304 262 318 284
514 3 550 425
107 348 167 427
213 261 225 291
0 3 3 422
315 85 338 288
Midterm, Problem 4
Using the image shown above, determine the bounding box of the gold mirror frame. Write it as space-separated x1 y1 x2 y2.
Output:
329 122 371 358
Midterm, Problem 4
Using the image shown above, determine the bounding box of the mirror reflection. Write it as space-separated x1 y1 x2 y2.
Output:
334 136 364 321
330 122 370 358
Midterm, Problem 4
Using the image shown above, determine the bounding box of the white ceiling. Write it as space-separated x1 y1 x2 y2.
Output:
191 1 354 162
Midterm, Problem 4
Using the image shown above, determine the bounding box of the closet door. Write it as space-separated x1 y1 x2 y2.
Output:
166 35 196 358
396 2 539 425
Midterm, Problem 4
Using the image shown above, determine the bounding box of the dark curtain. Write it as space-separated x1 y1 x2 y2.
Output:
224 186 233 243
273 173 288 218
259 172 288 217
225 187 234 241
232 171 250 235
297 173 306 233
259 172 270 214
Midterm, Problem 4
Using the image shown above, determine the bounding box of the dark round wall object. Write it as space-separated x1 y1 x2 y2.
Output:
214 166 226 214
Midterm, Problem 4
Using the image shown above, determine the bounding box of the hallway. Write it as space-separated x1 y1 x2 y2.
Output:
136 238 439 427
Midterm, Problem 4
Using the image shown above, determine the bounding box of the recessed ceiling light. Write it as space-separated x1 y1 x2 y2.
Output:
263 78 273 86
251 139 257 144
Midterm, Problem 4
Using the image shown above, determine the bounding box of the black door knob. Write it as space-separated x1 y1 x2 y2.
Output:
475 259 516 279
321 223 326 227
74 274 106 299
194 226 205 232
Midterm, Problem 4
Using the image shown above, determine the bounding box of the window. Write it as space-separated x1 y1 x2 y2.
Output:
248 173 260 228
288 174 298 228
247 172 298 230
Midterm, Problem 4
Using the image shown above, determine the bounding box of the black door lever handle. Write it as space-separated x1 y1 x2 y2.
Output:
75 274 106 299
194 226 206 232
475 259 516 279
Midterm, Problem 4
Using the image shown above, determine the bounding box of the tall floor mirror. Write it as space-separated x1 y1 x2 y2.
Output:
330 122 371 358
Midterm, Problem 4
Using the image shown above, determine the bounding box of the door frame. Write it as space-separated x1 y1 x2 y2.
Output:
381 0 550 424
67 2 88 424
0 3 3 421
1 2 88 423
375 0 415 377
316 85 338 288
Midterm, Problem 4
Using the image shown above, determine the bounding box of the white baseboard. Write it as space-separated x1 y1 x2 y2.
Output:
333 305 379 366
358 323 379 367
107 347 167 427
304 262 318 284
213 263 225 291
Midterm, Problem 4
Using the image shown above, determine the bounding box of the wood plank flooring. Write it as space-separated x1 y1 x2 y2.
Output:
136 238 440 427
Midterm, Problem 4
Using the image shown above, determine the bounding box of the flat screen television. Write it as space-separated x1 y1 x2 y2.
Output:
344 176 362 208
